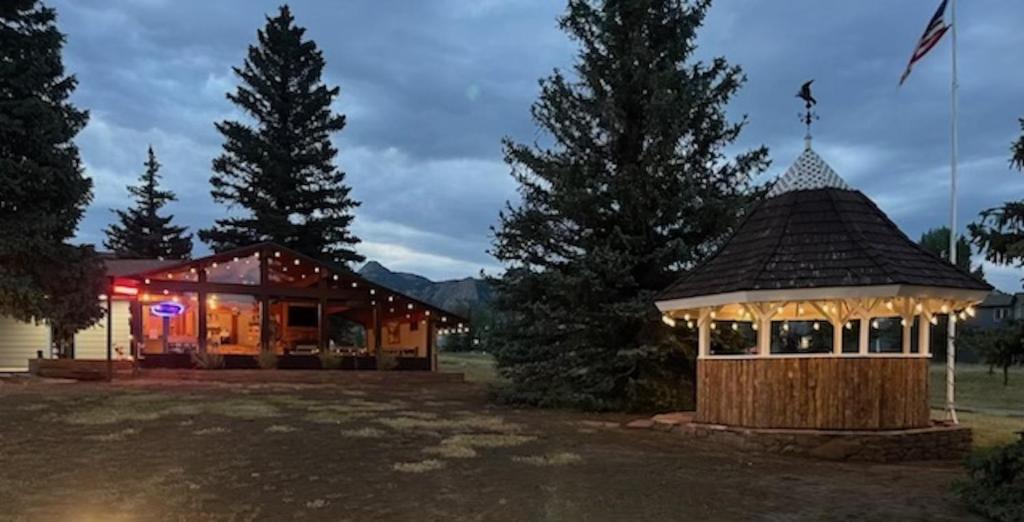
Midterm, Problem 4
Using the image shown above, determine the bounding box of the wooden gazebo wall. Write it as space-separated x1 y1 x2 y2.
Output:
697 357 931 430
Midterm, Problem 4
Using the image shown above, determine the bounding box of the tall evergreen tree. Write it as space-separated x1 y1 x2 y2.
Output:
918 226 985 280
970 118 1024 282
490 0 768 410
105 146 193 259
200 5 362 266
0 0 104 351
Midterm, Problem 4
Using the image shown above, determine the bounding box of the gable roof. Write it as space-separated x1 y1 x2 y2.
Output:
657 148 991 308
110 242 469 322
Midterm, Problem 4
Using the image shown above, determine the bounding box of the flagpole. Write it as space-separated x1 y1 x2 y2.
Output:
946 0 959 424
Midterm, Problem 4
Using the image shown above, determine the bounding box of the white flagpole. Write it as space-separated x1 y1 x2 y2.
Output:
946 0 960 424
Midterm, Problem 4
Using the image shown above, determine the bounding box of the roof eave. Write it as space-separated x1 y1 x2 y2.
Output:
655 284 991 312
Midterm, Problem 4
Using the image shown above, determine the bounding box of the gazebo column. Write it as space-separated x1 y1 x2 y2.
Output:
757 315 771 357
858 314 870 355
697 308 711 358
832 320 844 355
918 311 932 356
901 299 914 355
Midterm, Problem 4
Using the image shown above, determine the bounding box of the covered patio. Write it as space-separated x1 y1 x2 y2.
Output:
104 242 468 371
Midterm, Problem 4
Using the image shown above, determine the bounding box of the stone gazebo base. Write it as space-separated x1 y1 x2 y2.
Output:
627 413 972 462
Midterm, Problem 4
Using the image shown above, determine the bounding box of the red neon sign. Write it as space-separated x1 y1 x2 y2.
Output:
112 284 139 296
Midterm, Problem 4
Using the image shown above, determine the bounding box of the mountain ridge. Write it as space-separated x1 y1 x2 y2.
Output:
357 261 492 314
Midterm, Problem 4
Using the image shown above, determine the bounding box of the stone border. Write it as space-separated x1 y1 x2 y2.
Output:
625 412 972 462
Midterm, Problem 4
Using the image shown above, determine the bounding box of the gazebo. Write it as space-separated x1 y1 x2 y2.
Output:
655 140 990 431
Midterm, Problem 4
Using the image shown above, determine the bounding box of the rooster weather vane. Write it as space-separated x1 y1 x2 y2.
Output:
796 80 818 147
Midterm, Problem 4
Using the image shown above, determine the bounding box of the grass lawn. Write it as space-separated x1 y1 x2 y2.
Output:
929 364 1024 448
929 363 1024 415
438 351 501 384
0 376 980 521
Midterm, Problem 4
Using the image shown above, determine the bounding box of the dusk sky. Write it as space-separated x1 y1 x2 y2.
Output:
54 0 1024 291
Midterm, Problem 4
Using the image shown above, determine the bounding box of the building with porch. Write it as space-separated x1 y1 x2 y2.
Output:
0 243 467 372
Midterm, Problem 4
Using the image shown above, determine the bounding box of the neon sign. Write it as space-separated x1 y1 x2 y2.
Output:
150 301 185 317
112 284 139 296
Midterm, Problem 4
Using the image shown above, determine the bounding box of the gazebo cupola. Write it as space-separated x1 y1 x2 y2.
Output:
655 132 991 430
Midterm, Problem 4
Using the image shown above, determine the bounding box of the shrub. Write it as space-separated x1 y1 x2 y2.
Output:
257 351 279 370
190 352 225 370
955 437 1024 522
319 351 343 370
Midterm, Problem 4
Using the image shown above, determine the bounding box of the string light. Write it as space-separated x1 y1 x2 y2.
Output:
782 322 789 332
871 320 880 329
709 311 716 319
845 322 852 330
710 323 717 330
731 322 738 331
812 322 820 331
751 322 758 331
683 314 691 322
900 319 907 327
958 311 967 320
293 259 300 266
930 316 939 325
885 301 894 310
686 321 694 329
915 303 923 313
661 315 677 328
966 306 976 317
941 304 949 313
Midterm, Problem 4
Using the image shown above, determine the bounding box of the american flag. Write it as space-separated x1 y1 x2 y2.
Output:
899 0 951 85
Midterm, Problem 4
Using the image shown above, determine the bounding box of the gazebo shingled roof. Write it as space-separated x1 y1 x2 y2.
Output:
657 147 991 306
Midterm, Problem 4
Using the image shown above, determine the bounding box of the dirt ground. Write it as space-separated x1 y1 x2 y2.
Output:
0 375 980 521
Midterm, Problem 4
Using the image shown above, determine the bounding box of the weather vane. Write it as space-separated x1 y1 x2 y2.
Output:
796 79 818 149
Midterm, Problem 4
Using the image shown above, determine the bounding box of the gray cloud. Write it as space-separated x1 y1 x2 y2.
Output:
57 0 1024 290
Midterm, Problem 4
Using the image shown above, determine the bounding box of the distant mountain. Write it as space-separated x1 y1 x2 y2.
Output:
358 261 493 314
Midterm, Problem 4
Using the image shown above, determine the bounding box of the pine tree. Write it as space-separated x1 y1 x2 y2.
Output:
490 0 768 410
199 5 362 266
0 0 105 351
105 146 193 259
918 226 985 280
970 118 1024 279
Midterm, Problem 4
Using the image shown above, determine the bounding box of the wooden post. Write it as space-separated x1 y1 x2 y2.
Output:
197 265 207 355
901 319 913 354
919 314 931 356
698 308 711 358
832 320 844 355
130 301 142 360
106 278 113 382
373 301 383 365
259 248 270 353
318 297 329 353
757 316 772 357
426 320 436 372
859 314 870 355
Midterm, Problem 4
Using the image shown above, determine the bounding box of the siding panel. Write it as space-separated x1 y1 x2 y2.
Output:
0 316 49 371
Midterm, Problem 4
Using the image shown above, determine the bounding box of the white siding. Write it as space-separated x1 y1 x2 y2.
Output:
74 301 132 360
0 316 50 371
